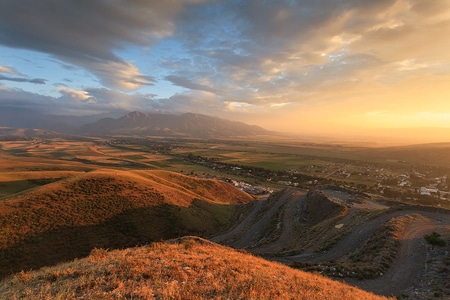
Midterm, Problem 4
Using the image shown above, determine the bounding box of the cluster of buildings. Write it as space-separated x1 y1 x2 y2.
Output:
226 179 274 196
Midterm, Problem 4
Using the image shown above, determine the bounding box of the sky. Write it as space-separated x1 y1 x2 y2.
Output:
0 0 450 140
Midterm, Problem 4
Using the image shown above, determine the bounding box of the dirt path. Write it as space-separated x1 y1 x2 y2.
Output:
347 218 450 297
211 198 266 244
229 188 296 248
348 221 432 295
212 187 450 298
252 190 306 253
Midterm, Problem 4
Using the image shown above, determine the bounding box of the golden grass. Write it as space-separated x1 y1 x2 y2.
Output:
0 237 392 300
0 168 253 279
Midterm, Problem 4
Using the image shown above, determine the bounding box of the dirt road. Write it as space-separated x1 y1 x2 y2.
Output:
212 187 450 298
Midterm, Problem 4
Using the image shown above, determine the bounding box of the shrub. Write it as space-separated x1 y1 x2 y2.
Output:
424 232 446 250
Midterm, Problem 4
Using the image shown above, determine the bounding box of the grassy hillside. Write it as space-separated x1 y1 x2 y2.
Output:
0 237 392 300
0 170 253 279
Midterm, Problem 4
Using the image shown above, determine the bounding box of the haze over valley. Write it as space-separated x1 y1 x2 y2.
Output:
1 1 450 299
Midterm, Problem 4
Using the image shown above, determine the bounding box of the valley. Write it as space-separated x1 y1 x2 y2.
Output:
2 0 450 298
0 136 449 299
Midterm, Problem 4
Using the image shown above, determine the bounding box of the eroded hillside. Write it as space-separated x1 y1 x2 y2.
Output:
212 187 450 298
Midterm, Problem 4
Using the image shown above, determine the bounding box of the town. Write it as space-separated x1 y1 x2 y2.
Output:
178 151 450 205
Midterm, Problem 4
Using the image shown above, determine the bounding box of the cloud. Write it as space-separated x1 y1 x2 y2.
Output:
0 66 22 76
0 0 183 90
85 60 156 91
0 65 47 84
164 0 450 109
0 0 449 135
0 87 57 112
0 86 126 115
57 87 96 104
165 75 222 95
0 75 47 84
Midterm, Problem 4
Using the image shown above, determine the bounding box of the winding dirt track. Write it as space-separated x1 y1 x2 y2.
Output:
212 188 299 248
348 220 437 295
211 197 267 244
252 190 305 253
212 188 450 297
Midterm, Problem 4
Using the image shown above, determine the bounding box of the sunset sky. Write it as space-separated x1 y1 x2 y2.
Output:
0 0 449 140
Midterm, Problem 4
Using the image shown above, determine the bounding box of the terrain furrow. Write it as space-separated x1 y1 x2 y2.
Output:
213 187 450 298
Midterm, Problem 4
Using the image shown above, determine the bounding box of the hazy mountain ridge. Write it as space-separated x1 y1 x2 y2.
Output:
0 127 60 138
0 107 270 138
78 111 270 137
0 106 125 134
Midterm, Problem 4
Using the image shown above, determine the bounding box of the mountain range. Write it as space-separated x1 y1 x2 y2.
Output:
78 111 270 137
0 107 270 138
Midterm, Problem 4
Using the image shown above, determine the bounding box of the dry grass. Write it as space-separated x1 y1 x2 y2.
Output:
0 169 253 279
0 237 392 300
0 169 252 246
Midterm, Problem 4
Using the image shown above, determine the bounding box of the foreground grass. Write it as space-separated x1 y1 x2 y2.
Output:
0 237 392 300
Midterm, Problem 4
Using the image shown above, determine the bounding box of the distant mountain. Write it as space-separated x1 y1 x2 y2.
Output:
78 111 271 137
0 127 60 138
0 106 125 134
29 111 126 133
0 107 270 138
0 106 43 128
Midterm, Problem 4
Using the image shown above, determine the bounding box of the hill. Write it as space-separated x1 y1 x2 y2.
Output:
0 169 253 279
0 236 391 300
78 111 270 137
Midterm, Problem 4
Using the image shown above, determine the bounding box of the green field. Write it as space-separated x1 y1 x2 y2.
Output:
1 137 450 207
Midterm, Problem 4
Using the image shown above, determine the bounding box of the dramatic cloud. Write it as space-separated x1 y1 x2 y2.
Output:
0 0 449 135
0 0 183 90
0 65 47 84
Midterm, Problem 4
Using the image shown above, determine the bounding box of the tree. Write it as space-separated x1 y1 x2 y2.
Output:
424 232 446 250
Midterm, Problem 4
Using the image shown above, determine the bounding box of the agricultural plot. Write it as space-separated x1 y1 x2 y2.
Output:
0 139 223 199
1 137 449 208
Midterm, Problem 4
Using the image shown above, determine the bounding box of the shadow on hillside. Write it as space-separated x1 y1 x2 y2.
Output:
0 199 250 280
0 178 68 197
71 157 152 169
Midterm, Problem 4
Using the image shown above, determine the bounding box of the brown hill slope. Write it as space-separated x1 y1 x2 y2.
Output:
0 236 392 300
0 170 253 279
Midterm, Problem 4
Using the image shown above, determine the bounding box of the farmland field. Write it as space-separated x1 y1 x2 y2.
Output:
1 136 450 209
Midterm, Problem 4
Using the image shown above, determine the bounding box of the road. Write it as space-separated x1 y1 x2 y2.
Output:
212 187 450 297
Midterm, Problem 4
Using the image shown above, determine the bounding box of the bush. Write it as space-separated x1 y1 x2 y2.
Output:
424 232 446 249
